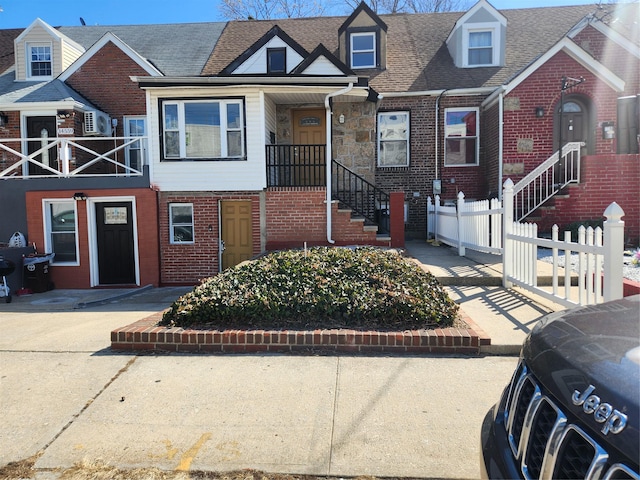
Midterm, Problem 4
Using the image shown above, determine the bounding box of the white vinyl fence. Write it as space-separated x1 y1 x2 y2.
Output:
427 179 625 308
503 179 625 308
427 192 502 255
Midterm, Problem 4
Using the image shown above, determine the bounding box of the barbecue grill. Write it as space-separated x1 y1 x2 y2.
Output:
0 256 15 303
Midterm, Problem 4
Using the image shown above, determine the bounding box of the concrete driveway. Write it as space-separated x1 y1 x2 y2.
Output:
0 287 518 478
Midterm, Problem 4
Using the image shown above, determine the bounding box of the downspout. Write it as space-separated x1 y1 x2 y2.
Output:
498 90 504 200
324 82 354 244
434 89 448 185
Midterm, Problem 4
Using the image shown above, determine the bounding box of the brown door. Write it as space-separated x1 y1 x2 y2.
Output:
292 109 326 186
220 200 253 270
96 202 136 284
26 116 57 176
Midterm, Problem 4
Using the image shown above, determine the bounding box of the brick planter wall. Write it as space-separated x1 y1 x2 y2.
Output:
111 310 489 355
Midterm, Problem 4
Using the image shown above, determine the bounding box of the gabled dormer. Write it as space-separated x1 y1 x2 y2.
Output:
338 2 388 71
446 0 506 68
13 18 85 81
220 25 309 75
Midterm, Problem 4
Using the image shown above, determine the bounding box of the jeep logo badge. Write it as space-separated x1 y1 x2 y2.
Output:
572 385 628 435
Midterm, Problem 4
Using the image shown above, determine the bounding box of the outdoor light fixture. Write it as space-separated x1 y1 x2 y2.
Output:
72 192 87 201
535 107 545 117
0 113 8 127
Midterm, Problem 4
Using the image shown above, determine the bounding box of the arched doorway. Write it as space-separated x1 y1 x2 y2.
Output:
554 95 594 155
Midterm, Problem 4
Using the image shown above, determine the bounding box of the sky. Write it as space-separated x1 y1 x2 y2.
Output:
0 0 621 29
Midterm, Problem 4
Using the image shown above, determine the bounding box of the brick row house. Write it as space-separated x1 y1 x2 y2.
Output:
0 1 638 290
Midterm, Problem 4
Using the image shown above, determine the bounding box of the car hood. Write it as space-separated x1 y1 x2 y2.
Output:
522 295 640 463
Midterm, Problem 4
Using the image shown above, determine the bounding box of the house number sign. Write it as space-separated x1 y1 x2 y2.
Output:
104 207 127 224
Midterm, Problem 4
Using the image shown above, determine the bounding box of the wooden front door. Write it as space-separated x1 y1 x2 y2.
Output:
96 202 136 284
292 109 326 186
220 200 253 270
26 116 57 176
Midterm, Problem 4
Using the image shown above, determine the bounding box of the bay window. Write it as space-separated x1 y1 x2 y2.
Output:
444 108 479 166
162 99 245 160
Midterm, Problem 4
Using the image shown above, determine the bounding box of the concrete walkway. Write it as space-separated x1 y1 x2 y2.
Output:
404 240 566 354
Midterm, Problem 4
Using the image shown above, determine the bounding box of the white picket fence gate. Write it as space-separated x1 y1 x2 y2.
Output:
426 179 625 308
426 192 502 255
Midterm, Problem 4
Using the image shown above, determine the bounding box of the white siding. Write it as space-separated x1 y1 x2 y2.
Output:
60 39 84 71
232 37 304 74
264 94 277 144
301 57 345 76
147 87 267 192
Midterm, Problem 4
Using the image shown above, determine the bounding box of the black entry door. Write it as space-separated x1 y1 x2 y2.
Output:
26 116 57 176
96 202 136 285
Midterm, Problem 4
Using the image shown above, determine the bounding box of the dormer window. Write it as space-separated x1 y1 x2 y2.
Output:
462 23 501 67
267 48 286 74
350 31 376 69
468 31 493 66
28 43 52 79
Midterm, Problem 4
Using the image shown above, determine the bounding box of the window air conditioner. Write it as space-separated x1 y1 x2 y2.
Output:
84 110 111 136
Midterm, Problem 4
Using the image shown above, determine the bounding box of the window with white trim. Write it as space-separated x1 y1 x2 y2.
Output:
124 116 146 172
162 99 244 160
27 43 52 79
169 203 194 244
463 23 500 67
378 111 409 167
45 200 78 264
444 108 479 166
350 32 376 69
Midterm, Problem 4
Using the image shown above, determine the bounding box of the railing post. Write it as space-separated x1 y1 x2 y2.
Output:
503 179 514 288
389 192 405 248
426 196 433 239
603 202 625 301
60 139 70 175
457 191 465 256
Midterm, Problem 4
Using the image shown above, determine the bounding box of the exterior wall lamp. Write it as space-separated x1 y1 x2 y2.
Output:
0 113 9 127
72 192 87 201
535 107 545 118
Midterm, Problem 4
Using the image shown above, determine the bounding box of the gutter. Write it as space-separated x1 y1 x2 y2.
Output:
324 82 354 245
383 87 496 98
132 75 361 87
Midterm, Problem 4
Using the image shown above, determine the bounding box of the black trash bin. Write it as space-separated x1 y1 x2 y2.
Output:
23 253 55 293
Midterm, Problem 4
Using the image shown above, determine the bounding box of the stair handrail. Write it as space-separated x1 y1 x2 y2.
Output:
512 142 583 221
331 159 390 234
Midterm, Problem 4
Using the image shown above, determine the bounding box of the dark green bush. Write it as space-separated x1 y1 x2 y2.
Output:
160 247 459 331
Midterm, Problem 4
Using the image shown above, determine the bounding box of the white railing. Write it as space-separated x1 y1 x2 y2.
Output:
427 192 502 255
503 178 624 308
512 142 583 221
0 136 147 178
426 179 625 308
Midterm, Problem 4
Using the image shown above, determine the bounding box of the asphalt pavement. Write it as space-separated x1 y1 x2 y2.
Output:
0 240 566 478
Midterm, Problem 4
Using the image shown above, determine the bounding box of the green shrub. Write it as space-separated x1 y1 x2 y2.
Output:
160 247 459 331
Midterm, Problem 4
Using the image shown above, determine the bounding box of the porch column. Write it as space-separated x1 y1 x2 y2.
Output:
389 192 405 248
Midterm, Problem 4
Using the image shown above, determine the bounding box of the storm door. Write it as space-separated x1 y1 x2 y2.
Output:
26 116 57 176
95 202 136 284
554 96 593 155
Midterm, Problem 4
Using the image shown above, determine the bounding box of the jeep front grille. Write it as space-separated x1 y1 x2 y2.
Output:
503 361 639 480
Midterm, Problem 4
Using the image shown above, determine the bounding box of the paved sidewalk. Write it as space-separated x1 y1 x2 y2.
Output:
404 240 566 354
0 242 565 478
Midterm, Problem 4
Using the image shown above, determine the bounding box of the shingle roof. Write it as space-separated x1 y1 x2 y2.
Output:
58 22 226 76
0 28 22 75
0 70 95 106
203 4 600 92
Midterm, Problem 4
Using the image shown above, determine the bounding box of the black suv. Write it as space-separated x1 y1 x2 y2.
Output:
481 295 639 479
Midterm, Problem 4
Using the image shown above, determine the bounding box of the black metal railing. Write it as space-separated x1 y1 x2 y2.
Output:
266 144 326 187
265 144 390 235
332 160 390 235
